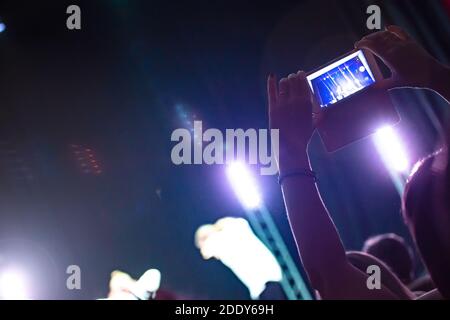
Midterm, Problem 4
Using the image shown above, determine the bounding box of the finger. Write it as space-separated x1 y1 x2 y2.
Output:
311 98 321 117
267 73 278 110
358 30 389 43
298 71 312 101
288 71 311 101
279 77 290 97
356 30 400 50
383 30 402 43
312 110 324 128
297 71 314 115
356 40 397 72
357 41 400 89
288 72 300 95
356 31 399 50
387 25 411 41
296 70 309 93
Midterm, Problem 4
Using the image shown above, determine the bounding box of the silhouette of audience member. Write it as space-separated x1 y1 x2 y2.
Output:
362 233 414 285
346 251 412 299
402 148 450 299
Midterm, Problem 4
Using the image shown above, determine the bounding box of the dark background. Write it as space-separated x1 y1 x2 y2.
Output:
0 0 449 299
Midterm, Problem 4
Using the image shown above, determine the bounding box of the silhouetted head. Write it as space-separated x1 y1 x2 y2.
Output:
363 233 414 285
402 149 450 299
347 251 414 299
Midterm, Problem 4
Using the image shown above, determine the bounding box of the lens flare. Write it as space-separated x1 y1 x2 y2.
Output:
226 162 262 209
373 126 409 173
0 269 29 300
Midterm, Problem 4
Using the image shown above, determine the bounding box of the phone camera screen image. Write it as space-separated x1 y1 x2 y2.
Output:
307 50 376 108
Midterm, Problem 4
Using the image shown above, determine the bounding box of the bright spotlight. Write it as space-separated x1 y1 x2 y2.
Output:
0 23 5 33
0 269 29 300
373 126 409 173
226 162 262 209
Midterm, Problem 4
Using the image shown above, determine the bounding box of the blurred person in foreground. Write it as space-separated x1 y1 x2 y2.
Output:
195 217 283 299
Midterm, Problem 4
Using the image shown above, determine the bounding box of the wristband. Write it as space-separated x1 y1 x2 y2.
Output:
278 169 317 185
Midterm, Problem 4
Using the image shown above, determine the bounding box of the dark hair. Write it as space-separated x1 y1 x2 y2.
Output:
402 150 450 299
363 234 414 285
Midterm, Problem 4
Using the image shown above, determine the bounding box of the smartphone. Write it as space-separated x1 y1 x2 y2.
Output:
306 49 400 152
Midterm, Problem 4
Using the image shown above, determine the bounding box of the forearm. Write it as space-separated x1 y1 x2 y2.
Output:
279 150 348 288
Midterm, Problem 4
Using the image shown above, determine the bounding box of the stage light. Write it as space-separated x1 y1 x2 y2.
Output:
373 126 409 173
0 23 5 33
226 162 262 209
0 269 29 300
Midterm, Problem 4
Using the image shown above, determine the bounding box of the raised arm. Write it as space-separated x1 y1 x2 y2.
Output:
268 72 399 299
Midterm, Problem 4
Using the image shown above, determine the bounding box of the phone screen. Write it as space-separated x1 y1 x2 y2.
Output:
306 50 376 108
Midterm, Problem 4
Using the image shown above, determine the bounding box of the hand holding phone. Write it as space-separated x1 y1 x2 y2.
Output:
306 49 400 152
356 26 445 90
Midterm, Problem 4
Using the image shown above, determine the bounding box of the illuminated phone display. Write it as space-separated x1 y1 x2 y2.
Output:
307 50 376 108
